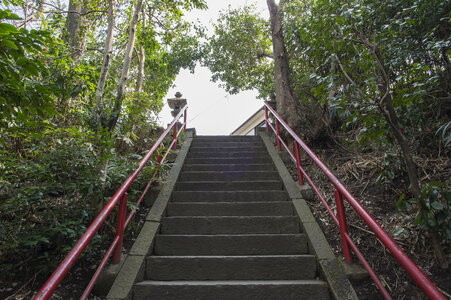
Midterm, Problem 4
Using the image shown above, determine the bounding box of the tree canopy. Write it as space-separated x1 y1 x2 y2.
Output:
0 0 206 284
202 0 450 267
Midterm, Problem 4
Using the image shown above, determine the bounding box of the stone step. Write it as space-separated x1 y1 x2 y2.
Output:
171 190 288 202
183 163 275 172
187 151 268 158
134 280 330 300
178 171 279 182
146 255 317 281
166 202 294 216
184 157 271 165
194 136 261 142
189 147 266 153
154 234 308 256
160 216 300 234
175 181 283 191
190 141 264 148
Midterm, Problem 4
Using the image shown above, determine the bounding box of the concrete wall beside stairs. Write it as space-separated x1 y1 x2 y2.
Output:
106 129 357 300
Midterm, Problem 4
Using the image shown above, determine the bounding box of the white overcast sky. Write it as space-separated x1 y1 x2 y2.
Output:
158 0 270 135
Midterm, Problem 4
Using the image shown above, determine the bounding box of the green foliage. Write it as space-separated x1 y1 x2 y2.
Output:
0 0 204 282
289 0 450 147
202 5 274 98
376 152 405 184
397 182 451 244
0 125 163 276
0 8 61 136
289 0 450 246
436 121 451 148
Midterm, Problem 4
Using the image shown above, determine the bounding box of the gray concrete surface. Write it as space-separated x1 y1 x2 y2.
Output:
147 255 317 280
166 202 294 216
259 130 359 300
134 280 330 300
105 129 194 300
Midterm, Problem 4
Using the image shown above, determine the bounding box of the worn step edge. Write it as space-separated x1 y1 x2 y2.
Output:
184 158 272 164
188 147 266 153
187 152 269 158
175 180 284 191
146 255 317 280
134 280 330 300
193 136 261 140
166 201 294 216
182 163 275 171
178 171 279 182
154 234 308 255
160 216 300 234
171 190 288 202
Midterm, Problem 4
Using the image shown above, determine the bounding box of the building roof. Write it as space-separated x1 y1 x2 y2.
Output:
230 106 265 135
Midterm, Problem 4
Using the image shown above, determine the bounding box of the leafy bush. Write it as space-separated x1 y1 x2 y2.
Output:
397 182 451 244
0 126 160 277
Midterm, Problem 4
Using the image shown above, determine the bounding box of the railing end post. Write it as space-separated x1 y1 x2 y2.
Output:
264 106 269 133
172 122 178 150
112 193 128 264
294 141 304 185
275 119 281 151
183 109 187 133
334 189 352 264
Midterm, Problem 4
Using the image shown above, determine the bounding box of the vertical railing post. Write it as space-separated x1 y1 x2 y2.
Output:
275 119 281 151
172 122 178 150
265 106 269 133
183 109 187 132
334 189 352 264
155 146 162 186
294 141 304 185
113 193 128 264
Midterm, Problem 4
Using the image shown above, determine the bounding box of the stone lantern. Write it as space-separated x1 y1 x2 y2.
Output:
167 92 187 117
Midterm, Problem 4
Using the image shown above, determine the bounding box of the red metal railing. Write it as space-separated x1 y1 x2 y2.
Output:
34 106 188 300
263 102 445 300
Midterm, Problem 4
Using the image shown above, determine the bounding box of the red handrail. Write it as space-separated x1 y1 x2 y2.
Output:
34 106 188 300
263 102 445 300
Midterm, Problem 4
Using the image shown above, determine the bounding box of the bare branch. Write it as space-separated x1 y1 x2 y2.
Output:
257 52 274 59
43 3 107 16
334 54 366 98
353 27 390 105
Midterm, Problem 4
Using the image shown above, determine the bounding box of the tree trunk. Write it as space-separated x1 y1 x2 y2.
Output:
266 0 327 144
64 0 86 60
95 0 116 105
135 5 146 93
90 0 116 210
266 0 300 127
357 31 448 269
107 0 144 132
135 47 145 93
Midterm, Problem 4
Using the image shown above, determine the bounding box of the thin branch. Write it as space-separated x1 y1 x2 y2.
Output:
334 54 366 98
353 28 390 105
336 35 365 45
87 47 105 53
257 52 274 59
43 3 106 16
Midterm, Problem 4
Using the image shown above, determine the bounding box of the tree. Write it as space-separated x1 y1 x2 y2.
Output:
203 2 328 144
202 4 274 98
63 0 88 60
107 0 144 132
95 0 116 105
0 0 209 288
294 0 450 266
105 0 207 132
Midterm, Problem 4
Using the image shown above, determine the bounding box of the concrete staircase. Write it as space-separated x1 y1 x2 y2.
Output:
106 133 357 300
135 136 329 299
